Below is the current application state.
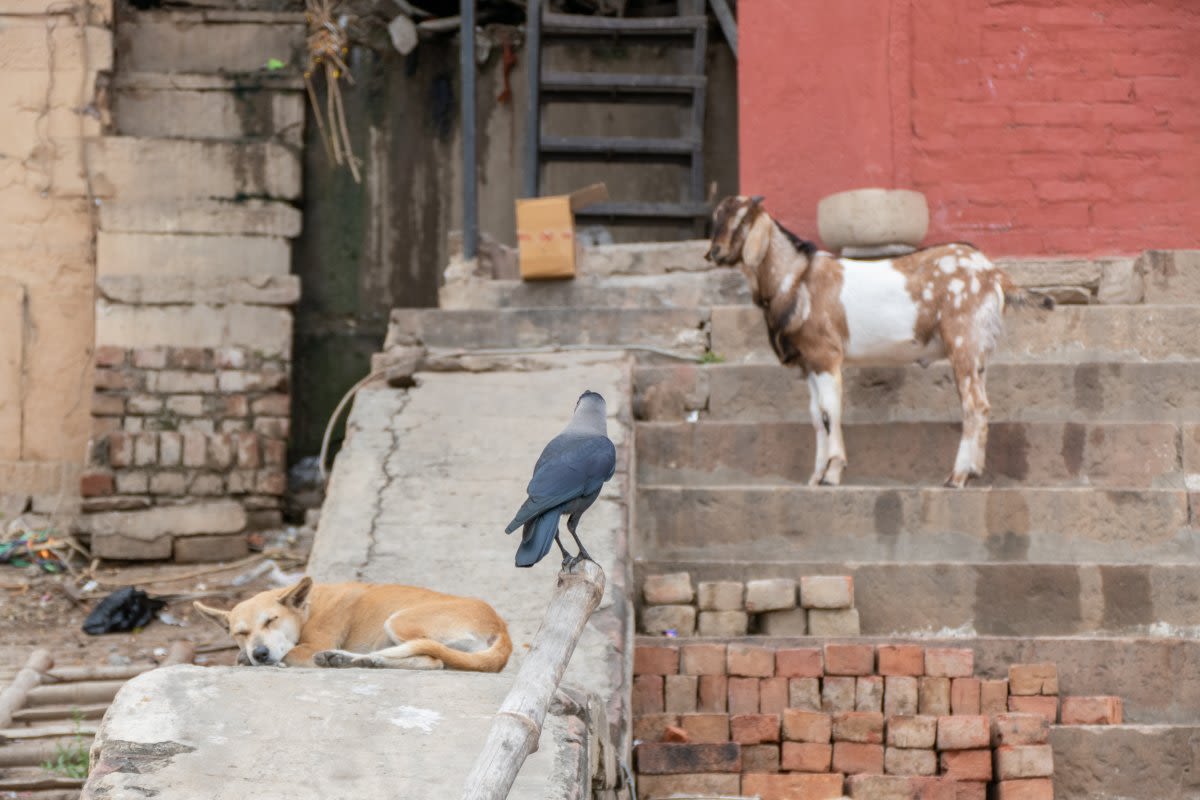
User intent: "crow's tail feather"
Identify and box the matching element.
[515,510,560,568]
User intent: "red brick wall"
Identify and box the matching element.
[739,0,1200,256]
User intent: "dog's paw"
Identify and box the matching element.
[313,650,357,668]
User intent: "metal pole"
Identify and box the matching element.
[522,0,541,198]
[461,0,478,259]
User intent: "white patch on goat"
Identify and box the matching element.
[938,255,958,273]
[972,291,1005,355]
[948,278,965,296]
[966,251,990,271]
[970,275,981,294]
[778,270,796,298]
[840,259,943,365]
[922,286,933,301]
[954,335,964,347]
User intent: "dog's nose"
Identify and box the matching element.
[252,645,271,664]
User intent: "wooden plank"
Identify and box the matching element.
[709,0,738,58]
[542,11,706,35]
[0,739,92,768]
[575,201,711,219]
[540,71,704,94]
[540,135,696,158]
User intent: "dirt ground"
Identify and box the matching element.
[0,534,311,679]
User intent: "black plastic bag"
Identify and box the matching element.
[82,587,166,635]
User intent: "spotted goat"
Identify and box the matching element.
[706,195,1053,488]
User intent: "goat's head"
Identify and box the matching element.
[707,195,776,294]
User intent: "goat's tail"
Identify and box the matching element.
[1001,277,1055,312]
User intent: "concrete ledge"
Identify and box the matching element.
[1051,724,1200,799]
[98,232,291,279]
[96,301,293,354]
[98,275,300,306]
[82,666,587,800]
[99,199,302,237]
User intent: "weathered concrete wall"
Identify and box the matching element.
[292,25,738,457]
[0,0,112,519]
[80,9,307,559]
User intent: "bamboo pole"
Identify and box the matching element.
[0,722,99,742]
[0,649,53,728]
[0,739,88,767]
[161,641,196,666]
[45,664,154,683]
[461,559,605,800]
[26,680,124,707]
[12,703,109,723]
[0,776,85,792]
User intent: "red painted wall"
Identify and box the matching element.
[739,0,1200,256]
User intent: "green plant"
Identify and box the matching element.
[42,710,89,779]
[700,351,725,364]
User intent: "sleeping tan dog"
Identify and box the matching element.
[194,577,512,671]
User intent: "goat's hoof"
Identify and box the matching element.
[945,474,968,489]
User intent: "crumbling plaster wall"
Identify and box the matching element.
[0,0,111,520]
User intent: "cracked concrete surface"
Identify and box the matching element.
[82,666,579,800]
[84,352,634,798]
[309,353,634,743]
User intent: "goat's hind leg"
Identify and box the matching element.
[947,354,989,488]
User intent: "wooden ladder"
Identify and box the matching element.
[523,1,712,235]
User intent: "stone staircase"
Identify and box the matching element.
[399,244,1200,798]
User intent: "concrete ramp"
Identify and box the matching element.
[83,666,582,799]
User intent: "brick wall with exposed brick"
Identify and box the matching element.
[633,641,1122,799]
[81,344,293,560]
[740,0,1200,257]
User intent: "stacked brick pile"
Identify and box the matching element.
[640,572,859,637]
[79,345,291,560]
[632,642,1123,799]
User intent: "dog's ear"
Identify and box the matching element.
[742,212,773,269]
[279,576,313,609]
[193,601,231,630]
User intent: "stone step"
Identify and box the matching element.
[635,485,1198,563]
[388,307,709,355]
[87,137,301,201]
[711,303,1200,364]
[636,420,1192,489]
[440,270,750,310]
[1051,725,1200,799]
[117,11,306,74]
[633,559,1200,638]
[443,245,1137,299]
[632,633,1200,726]
[113,78,304,144]
[634,361,1200,423]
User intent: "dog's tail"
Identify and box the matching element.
[406,628,514,673]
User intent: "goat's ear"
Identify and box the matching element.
[742,213,773,268]
[193,601,231,630]
[750,195,765,206]
[279,576,313,609]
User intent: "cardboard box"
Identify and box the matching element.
[515,183,608,280]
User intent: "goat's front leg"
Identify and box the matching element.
[807,372,830,485]
[808,369,847,486]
